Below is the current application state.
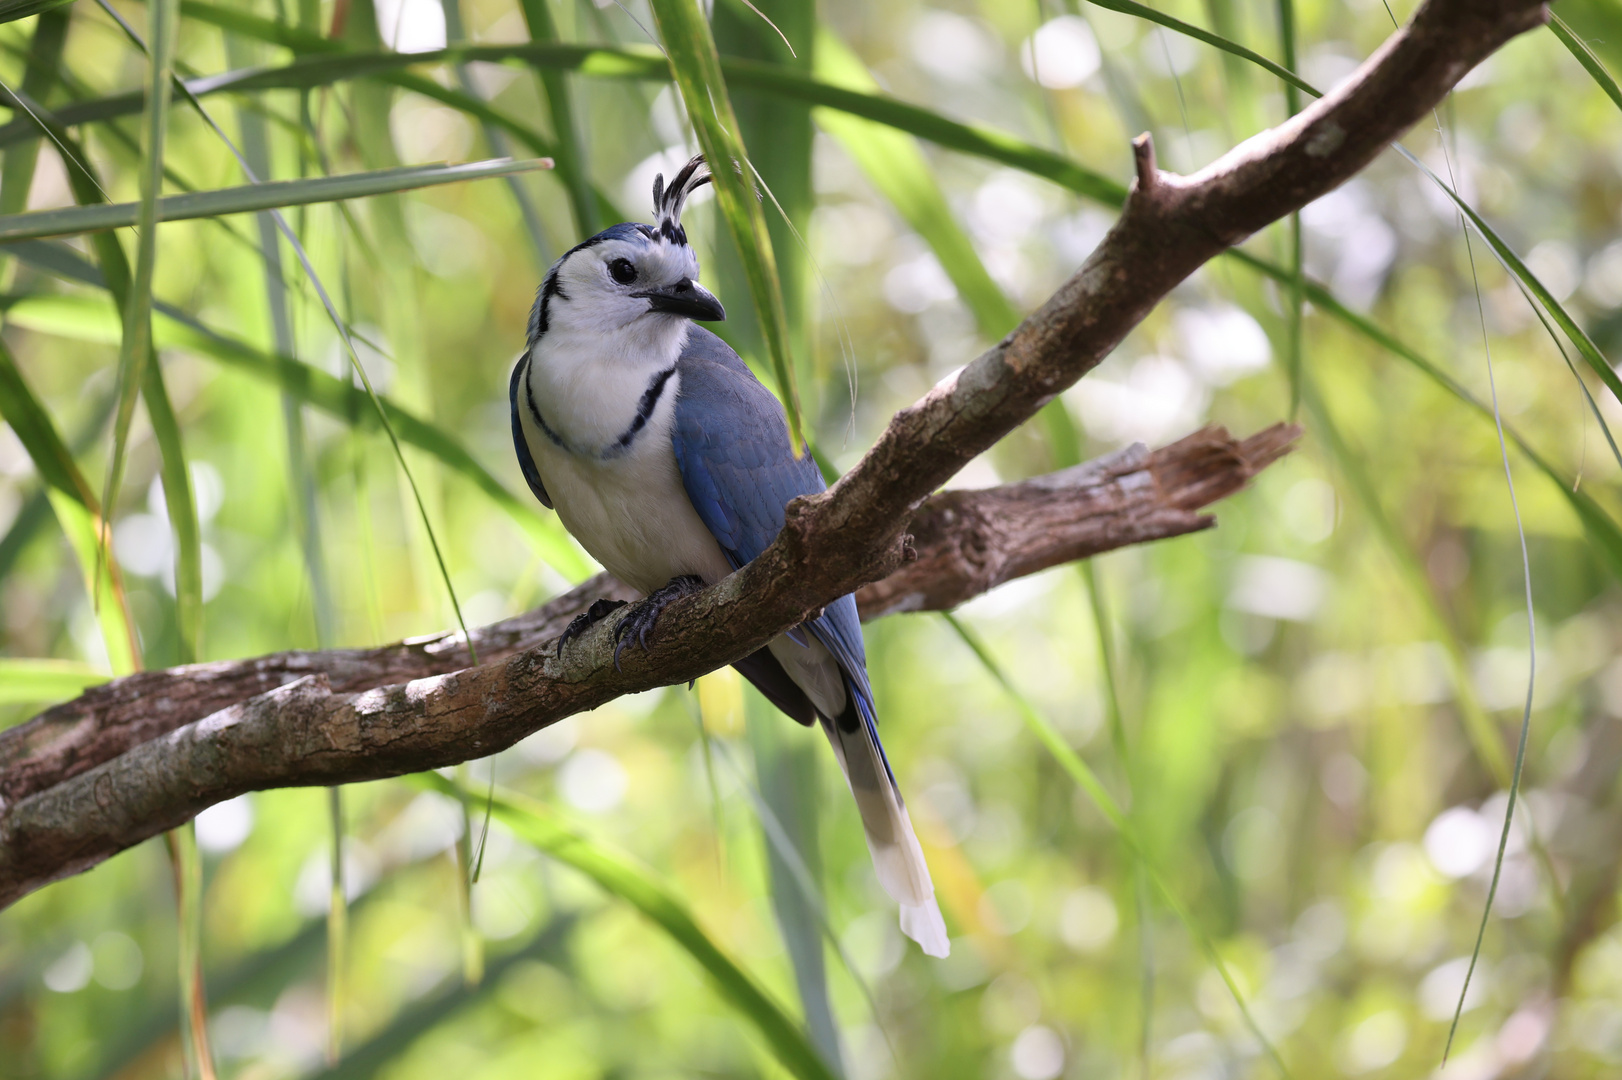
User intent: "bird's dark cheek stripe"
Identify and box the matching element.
[521,357,675,461]
[523,355,572,453]
[603,366,677,460]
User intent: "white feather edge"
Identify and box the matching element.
[822,717,951,959]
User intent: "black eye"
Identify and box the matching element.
[608,258,637,285]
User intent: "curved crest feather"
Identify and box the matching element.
[651,154,712,245]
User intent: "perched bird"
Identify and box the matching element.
[510,155,948,957]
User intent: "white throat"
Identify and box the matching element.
[526,316,690,455]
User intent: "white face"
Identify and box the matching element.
[546,232,704,336]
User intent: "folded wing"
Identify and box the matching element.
[670,328,948,957]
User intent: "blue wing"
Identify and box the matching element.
[671,328,878,730]
[510,356,551,509]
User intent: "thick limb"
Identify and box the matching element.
[614,575,705,669]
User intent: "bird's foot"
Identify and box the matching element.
[556,598,629,658]
[613,575,705,670]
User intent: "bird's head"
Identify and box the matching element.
[527,155,725,349]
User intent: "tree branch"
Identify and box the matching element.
[0,426,1289,904]
[0,0,1547,908]
[0,424,1292,809]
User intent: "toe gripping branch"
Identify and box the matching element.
[556,597,628,658]
[612,575,705,671]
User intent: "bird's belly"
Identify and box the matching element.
[539,443,733,595]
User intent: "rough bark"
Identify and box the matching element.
[0,0,1549,908]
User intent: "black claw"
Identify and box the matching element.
[611,575,705,670]
[556,598,627,658]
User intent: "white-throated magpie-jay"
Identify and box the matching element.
[510,155,948,957]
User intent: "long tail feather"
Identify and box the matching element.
[820,698,949,958]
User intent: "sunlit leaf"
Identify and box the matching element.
[0,658,109,709]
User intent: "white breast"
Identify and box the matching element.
[517,332,733,595]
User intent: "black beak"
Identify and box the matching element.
[635,279,725,322]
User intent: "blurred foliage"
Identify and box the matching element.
[3,0,1622,1077]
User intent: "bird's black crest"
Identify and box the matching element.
[651,155,712,247]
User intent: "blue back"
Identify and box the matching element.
[670,329,877,723]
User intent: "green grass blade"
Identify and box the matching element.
[0,45,554,652]
[439,0,552,262]
[1082,0,1622,444]
[650,0,804,452]
[112,8,214,1070]
[712,8,843,1065]
[813,30,1088,465]
[452,770,484,986]
[1079,561,1154,1073]
[1082,0,1315,98]
[1550,13,1622,113]
[1395,146,1622,409]
[0,7,70,219]
[45,490,142,676]
[814,31,1019,336]
[141,355,203,662]
[219,25,346,1046]
[98,0,180,614]
[225,29,334,650]
[744,694,847,1075]
[1510,274,1622,474]
[0,36,1123,208]
[0,127,145,683]
[0,0,72,26]
[714,0,815,400]
[1297,370,1513,784]
[163,823,217,1080]
[941,614,1293,1079]
[0,159,553,242]
[415,772,838,1080]
[516,0,596,238]
[722,54,1128,204]
[325,785,346,1063]
[0,658,110,708]
[1275,0,1304,418]
[1442,222,1539,1064]
[0,336,141,674]
[15,37,205,672]
[0,334,98,508]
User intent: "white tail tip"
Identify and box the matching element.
[901,898,950,958]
